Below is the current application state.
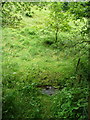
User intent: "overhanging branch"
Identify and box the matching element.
[64,40,90,48]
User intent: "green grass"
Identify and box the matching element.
[2,26,75,86]
[2,5,89,119]
[2,6,75,86]
[2,9,75,118]
[2,6,80,96]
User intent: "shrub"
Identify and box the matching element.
[50,86,88,119]
[2,83,43,119]
[2,10,22,26]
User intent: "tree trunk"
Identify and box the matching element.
[76,58,80,72]
[55,26,58,42]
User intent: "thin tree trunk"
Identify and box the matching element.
[55,26,58,42]
[76,58,80,72]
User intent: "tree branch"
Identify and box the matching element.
[64,40,89,48]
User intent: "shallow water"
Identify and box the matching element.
[42,87,58,95]
[37,85,58,95]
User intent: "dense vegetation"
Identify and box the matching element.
[2,2,90,119]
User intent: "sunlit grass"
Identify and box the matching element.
[3,25,75,88]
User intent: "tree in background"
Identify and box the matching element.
[63,2,90,119]
[47,2,71,42]
[1,2,33,26]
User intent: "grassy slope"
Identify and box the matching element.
[2,6,89,119]
[2,7,75,117]
[2,6,74,88]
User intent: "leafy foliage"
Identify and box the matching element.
[46,2,71,42]
[51,86,88,119]
[3,83,43,119]
[2,2,33,26]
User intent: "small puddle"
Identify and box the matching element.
[37,85,58,96]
